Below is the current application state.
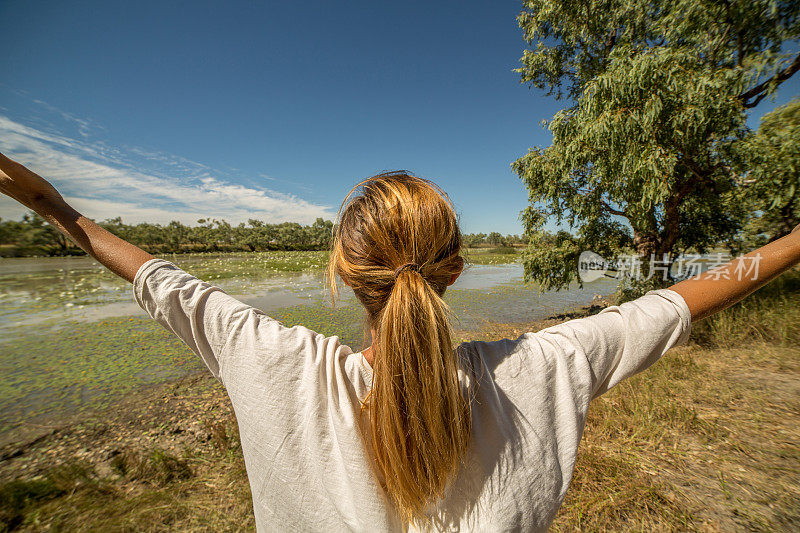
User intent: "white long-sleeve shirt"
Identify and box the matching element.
[134,258,691,532]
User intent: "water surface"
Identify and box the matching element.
[0,253,616,442]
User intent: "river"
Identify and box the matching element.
[0,252,617,443]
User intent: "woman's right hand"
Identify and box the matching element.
[0,152,65,210]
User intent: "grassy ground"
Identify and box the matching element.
[0,376,253,532]
[1,271,797,532]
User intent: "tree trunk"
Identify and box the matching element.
[633,230,658,257]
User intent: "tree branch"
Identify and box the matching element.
[600,200,627,217]
[575,185,629,219]
[741,54,800,109]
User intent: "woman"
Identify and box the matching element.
[1,152,798,531]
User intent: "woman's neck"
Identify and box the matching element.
[362,328,377,367]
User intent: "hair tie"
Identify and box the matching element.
[393,262,421,279]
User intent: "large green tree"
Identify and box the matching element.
[512,0,800,292]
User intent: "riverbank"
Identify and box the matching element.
[2,271,798,531]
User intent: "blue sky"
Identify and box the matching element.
[0,1,797,234]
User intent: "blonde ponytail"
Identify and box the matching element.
[328,172,470,525]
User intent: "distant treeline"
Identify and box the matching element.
[462,232,526,248]
[0,213,527,257]
[0,214,335,257]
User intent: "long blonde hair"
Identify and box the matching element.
[327,172,471,524]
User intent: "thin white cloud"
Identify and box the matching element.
[31,98,100,138]
[0,115,335,225]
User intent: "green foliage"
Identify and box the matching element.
[0,213,72,257]
[486,231,504,245]
[736,98,800,243]
[462,232,488,247]
[520,230,582,291]
[0,215,530,258]
[514,0,800,293]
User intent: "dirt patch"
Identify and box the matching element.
[0,373,232,484]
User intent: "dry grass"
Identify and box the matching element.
[556,342,800,531]
[692,269,800,349]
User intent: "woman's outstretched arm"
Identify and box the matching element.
[670,226,800,322]
[0,152,153,282]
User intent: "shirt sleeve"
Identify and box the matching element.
[534,289,692,398]
[133,258,254,381]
